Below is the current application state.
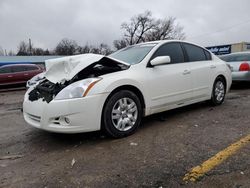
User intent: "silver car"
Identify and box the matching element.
[220,52,250,81]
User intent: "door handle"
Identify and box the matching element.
[24,74,29,76]
[7,75,13,78]
[183,70,191,75]
[210,65,216,69]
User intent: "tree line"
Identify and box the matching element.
[1,11,185,56]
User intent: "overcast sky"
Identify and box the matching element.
[0,0,250,53]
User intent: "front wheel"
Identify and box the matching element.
[102,90,142,138]
[210,77,226,106]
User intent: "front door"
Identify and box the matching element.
[144,42,192,113]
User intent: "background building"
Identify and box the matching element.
[206,42,250,55]
[0,56,63,67]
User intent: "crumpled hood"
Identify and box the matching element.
[45,53,104,83]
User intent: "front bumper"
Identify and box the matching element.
[232,71,250,81]
[23,92,109,133]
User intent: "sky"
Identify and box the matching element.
[0,0,250,53]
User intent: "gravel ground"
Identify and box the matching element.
[0,84,250,188]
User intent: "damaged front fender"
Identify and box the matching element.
[28,53,130,103]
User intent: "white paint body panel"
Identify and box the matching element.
[23,40,232,133]
[227,61,250,81]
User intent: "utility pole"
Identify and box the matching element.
[29,38,32,55]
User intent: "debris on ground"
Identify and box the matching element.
[71,158,76,167]
[130,142,138,146]
[213,120,219,124]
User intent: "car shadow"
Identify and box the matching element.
[0,83,26,92]
[27,101,211,149]
[230,82,250,90]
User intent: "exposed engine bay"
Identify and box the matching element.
[28,56,129,103]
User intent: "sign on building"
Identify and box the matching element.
[206,45,231,55]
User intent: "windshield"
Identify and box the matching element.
[109,44,156,65]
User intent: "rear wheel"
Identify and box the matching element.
[102,90,142,138]
[210,77,226,105]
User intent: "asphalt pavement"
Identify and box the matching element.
[0,84,250,187]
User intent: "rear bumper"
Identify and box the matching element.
[23,91,109,133]
[232,71,250,81]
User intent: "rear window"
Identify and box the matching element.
[0,66,12,74]
[183,43,207,62]
[220,54,250,62]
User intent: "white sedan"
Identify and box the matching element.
[220,52,250,81]
[23,40,232,138]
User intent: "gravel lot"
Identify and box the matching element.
[0,84,250,188]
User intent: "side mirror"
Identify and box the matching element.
[150,56,171,66]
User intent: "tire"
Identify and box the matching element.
[210,77,226,106]
[102,90,142,138]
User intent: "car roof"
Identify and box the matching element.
[0,64,38,68]
[221,51,250,56]
[138,40,209,50]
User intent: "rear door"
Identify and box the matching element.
[145,42,192,113]
[24,65,36,80]
[11,66,27,84]
[0,66,14,85]
[182,43,216,99]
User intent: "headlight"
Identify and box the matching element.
[54,78,102,100]
[26,72,45,88]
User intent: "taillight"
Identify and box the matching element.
[239,62,250,71]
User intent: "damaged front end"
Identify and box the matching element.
[27,55,130,103]
[28,79,70,103]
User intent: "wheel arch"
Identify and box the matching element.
[102,85,146,117]
[215,74,227,89]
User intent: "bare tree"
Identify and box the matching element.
[55,38,78,55]
[32,48,49,56]
[114,11,185,50]
[17,41,30,55]
[78,43,112,55]
[8,50,15,56]
[78,44,91,54]
[146,17,185,41]
[44,49,50,55]
[0,46,4,56]
[98,43,112,55]
[16,40,51,56]
[113,39,127,50]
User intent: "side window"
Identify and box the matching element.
[204,50,212,60]
[11,66,26,73]
[25,66,38,71]
[183,43,207,62]
[0,67,12,74]
[152,43,184,63]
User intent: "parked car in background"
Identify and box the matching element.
[23,40,232,138]
[0,64,44,86]
[220,52,250,82]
